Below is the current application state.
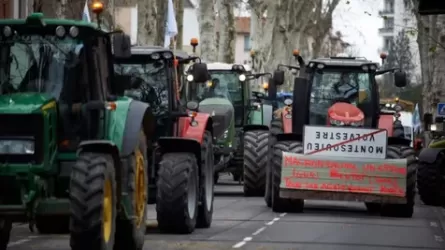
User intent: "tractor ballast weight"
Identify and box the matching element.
[113,46,215,234]
[0,11,154,250]
[266,55,417,218]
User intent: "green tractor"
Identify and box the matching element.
[184,61,276,196]
[113,46,216,233]
[417,113,445,206]
[0,12,155,250]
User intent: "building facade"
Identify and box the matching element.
[378,0,421,83]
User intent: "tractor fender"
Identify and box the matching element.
[77,140,122,203]
[178,113,212,144]
[158,137,202,167]
[276,133,302,142]
[281,109,292,133]
[378,114,394,137]
[121,100,156,157]
[418,148,445,164]
[244,124,269,133]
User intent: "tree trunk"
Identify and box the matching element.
[155,0,168,46]
[175,0,184,50]
[198,0,217,61]
[137,0,158,45]
[216,0,235,63]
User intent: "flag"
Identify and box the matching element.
[413,103,421,134]
[164,0,178,48]
[82,0,91,22]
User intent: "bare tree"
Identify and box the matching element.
[175,0,184,50]
[137,0,158,45]
[197,0,217,61]
[216,0,236,63]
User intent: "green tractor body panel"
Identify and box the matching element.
[199,97,235,146]
[0,93,55,113]
[105,96,133,151]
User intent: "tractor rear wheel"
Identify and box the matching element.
[380,145,416,218]
[0,219,11,250]
[271,141,304,213]
[265,119,283,207]
[114,130,148,250]
[243,130,269,196]
[69,153,117,250]
[197,131,215,228]
[157,153,199,233]
[417,151,445,206]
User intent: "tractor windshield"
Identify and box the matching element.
[114,59,169,115]
[198,71,242,103]
[309,70,373,125]
[0,35,80,98]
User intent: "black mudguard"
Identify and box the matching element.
[244,124,269,133]
[121,100,156,157]
[158,137,202,167]
[418,147,445,164]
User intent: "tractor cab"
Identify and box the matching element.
[287,56,406,132]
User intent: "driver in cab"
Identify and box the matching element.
[331,73,369,106]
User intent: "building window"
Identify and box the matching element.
[384,37,393,50]
[384,17,394,28]
[244,35,251,52]
[385,0,394,12]
[0,0,11,19]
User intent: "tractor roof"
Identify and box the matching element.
[207,62,252,71]
[309,57,378,67]
[0,13,105,33]
[131,46,173,55]
[174,50,191,59]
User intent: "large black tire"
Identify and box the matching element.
[114,131,148,250]
[417,151,445,206]
[365,202,381,214]
[271,141,304,213]
[196,131,215,228]
[156,153,199,233]
[265,119,283,207]
[0,219,11,250]
[70,153,117,250]
[244,130,269,196]
[380,145,416,218]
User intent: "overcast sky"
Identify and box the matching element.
[332,0,383,62]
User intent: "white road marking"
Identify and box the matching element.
[232,241,246,248]
[252,227,266,236]
[435,235,444,242]
[233,213,288,248]
[430,221,438,227]
[8,238,31,247]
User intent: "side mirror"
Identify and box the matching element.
[394,71,407,87]
[191,63,209,83]
[423,113,433,131]
[273,70,285,86]
[186,100,199,111]
[112,33,131,58]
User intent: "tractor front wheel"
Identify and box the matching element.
[243,130,269,196]
[197,131,215,228]
[156,153,199,233]
[380,145,416,218]
[69,152,117,250]
[271,141,304,213]
[0,219,11,250]
[417,152,445,206]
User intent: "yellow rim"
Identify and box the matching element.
[102,179,112,243]
[135,148,147,227]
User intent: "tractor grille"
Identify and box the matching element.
[0,114,44,164]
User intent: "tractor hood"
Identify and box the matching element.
[199,97,234,138]
[0,93,54,114]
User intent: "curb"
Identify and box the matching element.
[433,206,445,234]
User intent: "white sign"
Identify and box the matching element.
[303,126,388,159]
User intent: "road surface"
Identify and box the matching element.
[8,175,445,250]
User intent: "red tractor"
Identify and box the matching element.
[267,55,416,218]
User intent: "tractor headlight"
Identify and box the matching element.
[431,124,438,131]
[0,140,35,154]
[330,119,344,126]
[223,129,229,139]
[349,121,364,127]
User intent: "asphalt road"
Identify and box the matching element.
[8,174,445,250]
